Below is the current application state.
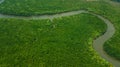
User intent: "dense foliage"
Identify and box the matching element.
[0,14,111,67]
[0,0,87,16]
[0,0,120,66]
[102,3,120,60]
[112,0,120,2]
[0,0,108,16]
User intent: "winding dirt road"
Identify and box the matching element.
[0,0,120,67]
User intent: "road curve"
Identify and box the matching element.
[0,0,119,67]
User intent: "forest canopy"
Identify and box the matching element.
[112,0,120,2]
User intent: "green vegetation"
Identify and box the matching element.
[86,0,120,61]
[85,0,120,61]
[0,0,109,16]
[0,0,120,66]
[112,0,120,2]
[103,2,120,60]
[0,0,87,16]
[0,14,111,67]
